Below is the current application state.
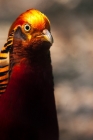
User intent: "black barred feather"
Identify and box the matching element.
[0,30,14,94]
[0,9,59,140]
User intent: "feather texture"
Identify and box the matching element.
[0,30,15,94]
[0,9,59,140]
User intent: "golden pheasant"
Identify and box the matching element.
[0,9,59,140]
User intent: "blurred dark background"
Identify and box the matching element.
[0,0,93,139]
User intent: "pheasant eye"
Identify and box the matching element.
[24,24,31,32]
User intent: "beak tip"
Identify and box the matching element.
[43,29,53,44]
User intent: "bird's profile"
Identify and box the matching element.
[0,9,59,140]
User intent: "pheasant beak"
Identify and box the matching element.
[37,29,53,45]
[42,29,53,44]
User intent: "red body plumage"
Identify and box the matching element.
[0,9,59,140]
